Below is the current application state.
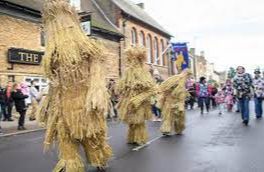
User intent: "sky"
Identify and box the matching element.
[131,0,264,72]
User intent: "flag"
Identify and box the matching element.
[171,43,189,73]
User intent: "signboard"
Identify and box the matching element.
[171,43,189,73]
[8,48,44,65]
[81,21,91,35]
[80,13,91,36]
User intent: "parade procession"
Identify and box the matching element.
[1,0,264,172]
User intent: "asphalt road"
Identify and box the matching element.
[1,105,264,172]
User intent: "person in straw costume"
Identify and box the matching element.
[159,69,192,135]
[117,46,156,145]
[38,0,112,171]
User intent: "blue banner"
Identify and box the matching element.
[171,43,189,72]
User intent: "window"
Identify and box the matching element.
[70,0,81,11]
[131,28,137,46]
[8,75,15,82]
[139,31,145,46]
[160,39,165,66]
[154,37,159,65]
[146,34,152,63]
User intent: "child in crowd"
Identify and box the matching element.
[224,79,235,112]
[215,88,226,115]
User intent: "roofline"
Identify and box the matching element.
[92,26,124,38]
[122,11,173,38]
[0,0,41,18]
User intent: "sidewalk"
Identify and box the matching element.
[0,114,44,137]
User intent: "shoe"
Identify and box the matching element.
[96,165,107,172]
[17,126,26,130]
[2,118,7,121]
[219,112,222,115]
[256,116,262,119]
[236,110,240,113]
[162,132,171,136]
[243,120,249,126]
[157,118,162,122]
[29,118,36,121]
[7,118,14,122]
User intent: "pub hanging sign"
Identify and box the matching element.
[8,48,44,65]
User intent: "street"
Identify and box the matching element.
[1,106,264,172]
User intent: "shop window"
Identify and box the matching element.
[8,75,15,82]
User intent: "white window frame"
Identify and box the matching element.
[160,40,165,66]
[131,28,137,46]
[139,31,145,46]
[154,38,159,65]
[146,35,152,63]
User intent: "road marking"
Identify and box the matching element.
[132,135,163,151]
[28,136,44,142]
[132,109,214,151]
[0,128,45,138]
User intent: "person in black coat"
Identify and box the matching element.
[0,85,7,120]
[11,83,28,130]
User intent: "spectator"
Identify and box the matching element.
[20,82,30,107]
[0,82,4,134]
[224,79,235,112]
[186,77,196,110]
[253,68,264,119]
[11,83,28,130]
[211,83,218,109]
[107,79,118,119]
[196,77,210,114]
[0,82,7,122]
[233,66,253,125]
[215,87,226,115]
[152,69,163,121]
[29,81,41,121]
[4,81,14,121]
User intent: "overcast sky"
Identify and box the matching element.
[131,0,264,72]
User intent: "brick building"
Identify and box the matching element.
[0,0,123,89]
[0,0,172,88]
[0,0,45,88]
[94,0,172,78]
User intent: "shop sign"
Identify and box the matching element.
[8,48,44,65]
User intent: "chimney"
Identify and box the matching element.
[137,3,145,9]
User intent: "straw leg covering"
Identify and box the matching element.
[81,131,112,167]
[160,109,175,134]
[127,123,148,145]
[174,110,186,134]
[53,119,85,172]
